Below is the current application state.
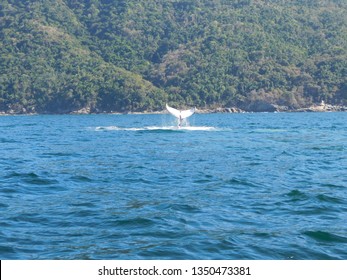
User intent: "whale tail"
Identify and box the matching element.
[166,104,195,127]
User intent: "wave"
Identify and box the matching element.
[94,126,217,132]
[304,230,347,243]
[3,171,59,186]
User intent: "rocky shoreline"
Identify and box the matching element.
[197,103,347,114]
[1,103,346,116]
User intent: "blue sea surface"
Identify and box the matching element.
[0,112,346,259]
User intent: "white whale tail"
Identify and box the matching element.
[166,104,195,127]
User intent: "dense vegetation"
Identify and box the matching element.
[1,0,346,113]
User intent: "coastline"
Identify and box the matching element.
[1,103,346,116]
[196,103,347,114]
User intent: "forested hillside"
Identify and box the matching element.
[1,0,346,113]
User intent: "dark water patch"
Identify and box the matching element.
[304,231,347,243]
[193,174,215,184]
[0,245,16,255]
[4,171,59,186]
[224,178,259,188]
[312,146,345,151]
[69,202,97,208]
[321,183,346,189]
[316,194,344,204]
[112,218,155,229]
[4,171,25,179]
[123,178,152,185]
[13,213,50,224]
[1,158,30,166]
[0,221,11,227]
[252,231,273,238]
[193,177,214,184]
[285,189,309,202]
[24,176,59,186]
[0,187,18,194]
[125,200,150,210]
[124,164,146,170]
[42,152,80,157]
[0,137,16,143]
[22,123,37,127]
[247,161,262,166]
[170,203,201,213]
[45,185,68,193]
[76,136,92,142]
[70,175,94,183]
[0,202,9,208]
[278,150,295,157]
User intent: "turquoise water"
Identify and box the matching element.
[0,113,346,259]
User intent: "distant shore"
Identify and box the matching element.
[196,103,347,114]
[1,103,346,116]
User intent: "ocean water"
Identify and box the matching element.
[0,112,346,260]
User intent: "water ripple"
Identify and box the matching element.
[1,113,346,259]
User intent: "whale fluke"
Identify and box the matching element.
[166,104,195,127]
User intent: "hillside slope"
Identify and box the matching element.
[1,0,346,113]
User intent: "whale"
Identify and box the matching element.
[166,104,195,127]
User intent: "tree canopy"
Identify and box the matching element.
[1,0,346,113]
